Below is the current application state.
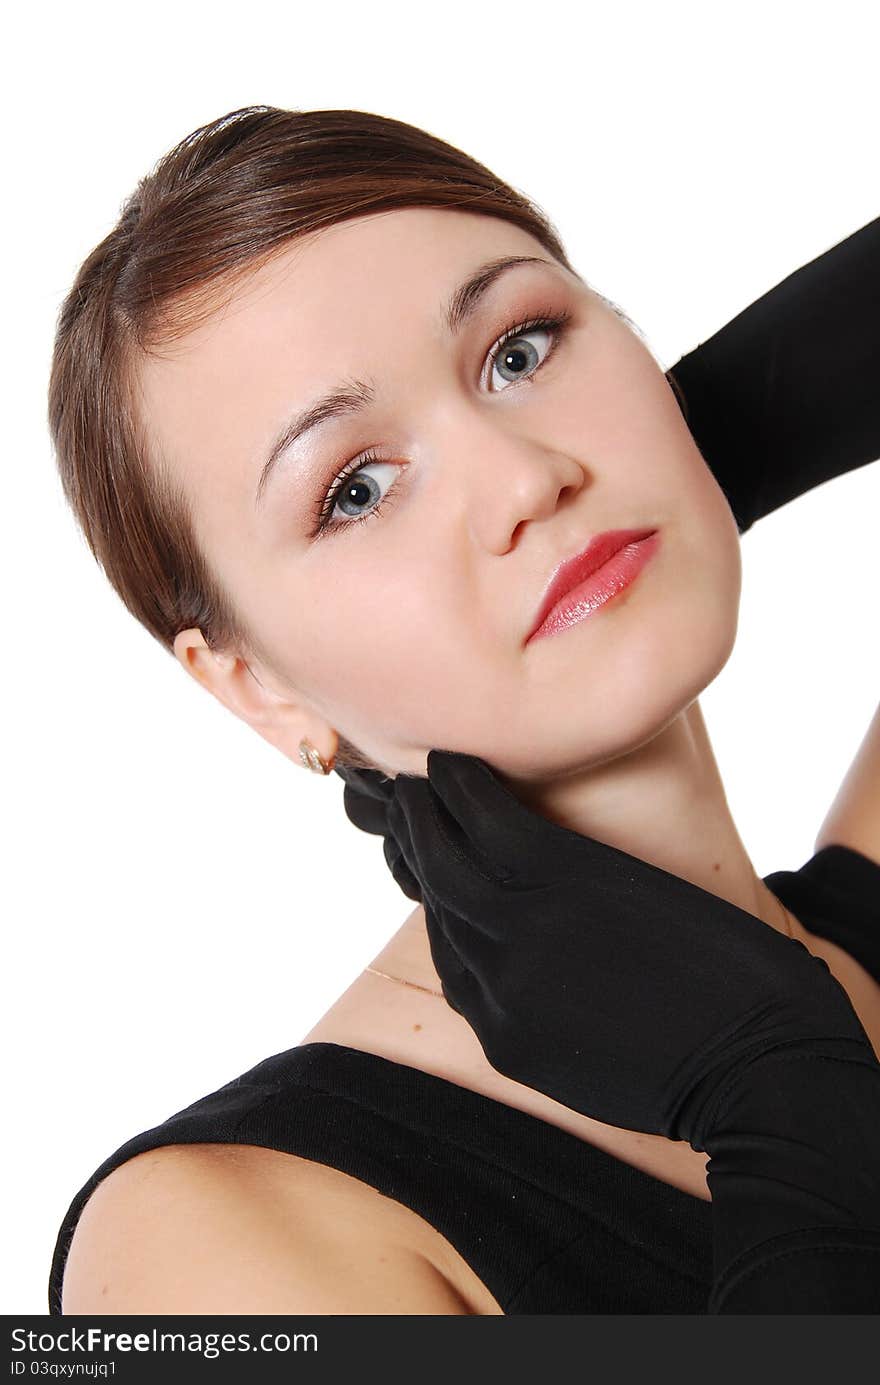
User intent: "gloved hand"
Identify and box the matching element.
[387,748,879,1153]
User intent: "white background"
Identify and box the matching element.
[4,0,878,1314]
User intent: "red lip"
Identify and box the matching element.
[526,527,659,644]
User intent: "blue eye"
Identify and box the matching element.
[310,308,573,538]
[314,449,399,535]
[487,321,556,391]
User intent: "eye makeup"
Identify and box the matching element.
[306,303,575,540]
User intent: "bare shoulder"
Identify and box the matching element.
[815,700,880,866]
[62,1142,493,1315]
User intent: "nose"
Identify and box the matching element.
[450,414,587,553]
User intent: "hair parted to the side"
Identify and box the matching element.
[47,104,584,772]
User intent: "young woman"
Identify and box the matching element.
[47,105,879,1315]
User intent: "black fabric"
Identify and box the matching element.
[764,845,880,982]
[47,846,880,1316]
[339,761,422,903]
[702,1041,880,1312]
[666,214,880,536]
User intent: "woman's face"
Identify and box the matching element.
[142,207,742,780]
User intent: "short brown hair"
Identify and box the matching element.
[47,104,578,771]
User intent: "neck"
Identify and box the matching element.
[509,699,782,928]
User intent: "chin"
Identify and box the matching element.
[497,582,739,780]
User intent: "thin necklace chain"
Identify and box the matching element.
[364,965,444,998]
[365,898,797,1000]
[776,897,797,940]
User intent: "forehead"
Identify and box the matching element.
[132,208,562,543]
[142,206,556,370]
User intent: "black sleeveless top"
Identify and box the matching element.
[48,844,880,1316]
[49,216,880,1314]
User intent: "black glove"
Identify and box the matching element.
[388,750,880,1312]
[387,749,877,1148]
[337,763,423,904]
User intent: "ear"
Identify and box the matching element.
[172,628,337,768]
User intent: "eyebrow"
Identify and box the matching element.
[254,253,557,508]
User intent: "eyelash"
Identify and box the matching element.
[308,306,574,539]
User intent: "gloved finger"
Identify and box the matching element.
[421,899,474,1016]
[422,897,529,1058]
[339,767,396,836]
[425,748,593,882]
[382,832,423,904]
[390,775,517,916]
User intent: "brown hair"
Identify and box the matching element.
[46,104,582,772]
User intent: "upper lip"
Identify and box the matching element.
[525,527,659,643]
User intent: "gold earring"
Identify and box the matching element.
[298,739,336,776]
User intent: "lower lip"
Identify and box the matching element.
[526,531,661,645]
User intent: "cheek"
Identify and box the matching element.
[648,467,743,714]
[248,550,459,717]
[650,412,744,640]
[678,437,746,610]
[302,555,498,753]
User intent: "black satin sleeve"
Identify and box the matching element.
[666,216,880,534]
